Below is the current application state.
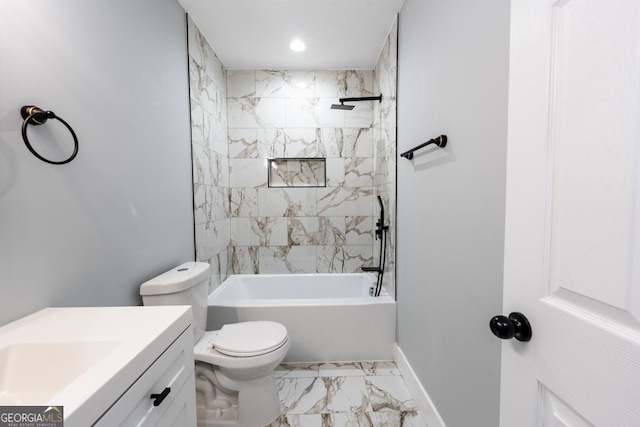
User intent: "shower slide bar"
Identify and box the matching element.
[400,134,447,160]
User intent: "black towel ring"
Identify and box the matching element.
[20,105,78,165]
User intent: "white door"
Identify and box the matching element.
[500,0,640,425]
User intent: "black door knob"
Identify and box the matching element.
[489,312,532,342]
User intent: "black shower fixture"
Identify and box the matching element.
[330,94,382,110]
[361,195,389,297]
[330,102,355,111]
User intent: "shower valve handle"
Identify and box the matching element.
[375,221,388,240]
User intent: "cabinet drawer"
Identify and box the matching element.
[94,326,194,426]
[156,372,196,427]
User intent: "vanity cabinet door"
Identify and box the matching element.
[94,326,195,426]
[155,372,196,427]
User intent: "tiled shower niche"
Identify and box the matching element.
[268,158,327,188]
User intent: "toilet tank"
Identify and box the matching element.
[140,262,210,342]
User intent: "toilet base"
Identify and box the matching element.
[195,361,282,427]
[197,406,239,426]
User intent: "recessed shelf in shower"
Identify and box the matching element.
[267,158,326,188]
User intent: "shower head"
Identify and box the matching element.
[330,102,355,110]
[330,95,382,110]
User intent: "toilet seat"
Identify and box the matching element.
[209,321,288,357]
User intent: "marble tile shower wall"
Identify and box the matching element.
[187,19,397,287]
[227,70,377,274]
[188,18,231,290]
[373,18,398,298]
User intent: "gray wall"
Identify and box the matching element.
[0,0,194,326]
[396,0,510,426]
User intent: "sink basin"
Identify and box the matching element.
[0,306,192,426]
[0,341,120,404]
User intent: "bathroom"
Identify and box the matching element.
[2,0,638,426]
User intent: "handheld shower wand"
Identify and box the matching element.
[376,195,385,240]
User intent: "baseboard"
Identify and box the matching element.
[394,343,446,427]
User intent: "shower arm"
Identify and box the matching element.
[331,95,383,110]
[338,95,382,103]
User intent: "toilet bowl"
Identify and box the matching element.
[140,262,290,427]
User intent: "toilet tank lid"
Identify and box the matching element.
[140,262,210,295]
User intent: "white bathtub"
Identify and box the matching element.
[206,273,396,363]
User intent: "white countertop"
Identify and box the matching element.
[0,306,192,426]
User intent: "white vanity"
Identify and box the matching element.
[0,306,196,426]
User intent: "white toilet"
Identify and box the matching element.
[140,262,290,427]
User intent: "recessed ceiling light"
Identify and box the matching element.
[289,39,306,52]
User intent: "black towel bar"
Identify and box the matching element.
[400,135,447,160]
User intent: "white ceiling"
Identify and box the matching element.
[177,0,405,70]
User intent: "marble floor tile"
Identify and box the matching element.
[269,411,427,427]
[279,377,373,415]
[277,363,320,378]
[275,361,429,427]
[268,414,324,427]
[402,411,429,427]
[279,377,328,415]
[324,377,372,413]
[319,361,399,377]
[365,376,418,412]
[328,411,400,426]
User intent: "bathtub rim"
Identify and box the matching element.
[208,273,393,308]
